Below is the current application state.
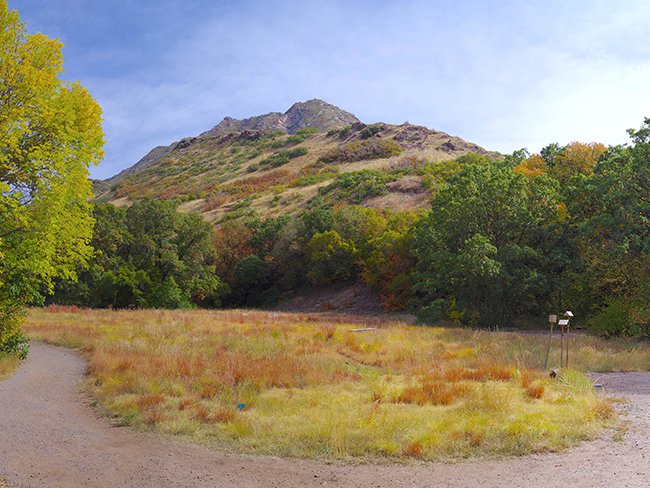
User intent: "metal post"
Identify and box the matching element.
[545,314,558,369]
[565,323,569,368]
[560,323,564,368]
[562,312,573,369]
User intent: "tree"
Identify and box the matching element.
[516,142,606,181]
[51,201,226,309]
[231,255,270,305]
[306,230,358,285]
[412,161,563,326]
[213,220,254,283]
[565,120,650,336]
[363,212,419,310]
[0,2,104,351]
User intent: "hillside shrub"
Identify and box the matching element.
[360,124,383,139]
[320,170,397,203]
[327,125,352,137]
[320,139,403,164]
[270,134,310,148]
[295,127,319,136]
[260,147,309,168]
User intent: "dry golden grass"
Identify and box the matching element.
[0,354,21,381]
[23,306,648,460]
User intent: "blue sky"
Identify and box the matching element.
[8,0,650,179]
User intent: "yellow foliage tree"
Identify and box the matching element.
[551,141,606,180]
[515,142,606,181]
[0,2,104,350]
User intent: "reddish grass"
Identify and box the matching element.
[370,390,384,403]
[520,373,545,399]
[395,378,467,406]
[143,409,166,425]
[444,365,513,382]
[322,324,336,341]
[137,394,165,410]
[450,430,485,447]
[193,404,237,424]
[403,441,423,457]
[177,398,196,411]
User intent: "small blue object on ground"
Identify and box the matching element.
[236,403,246,411]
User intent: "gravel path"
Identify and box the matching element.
[1,342,648,488]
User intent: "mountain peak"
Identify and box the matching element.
[203,99,359,137]
[283,99,359,133]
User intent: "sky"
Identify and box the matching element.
[8,0,650,179]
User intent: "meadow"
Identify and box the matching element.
[23,307,650,461]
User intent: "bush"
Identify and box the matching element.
[587,300,649,338]
[260,147,309,168]
[294,127,319,136]
[360,124,383,139]
[320,139,403,164]
[320,170,397,203]
[327,125,352,137]
[0,330,30,359]
[289,171,337,188]
[270,134,309,148]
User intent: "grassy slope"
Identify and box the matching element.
[25,307,650,461]
[98,123,495,222]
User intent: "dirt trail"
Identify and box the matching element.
[1,343,648,488]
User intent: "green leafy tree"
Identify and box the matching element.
[363,212,419,310]
[566,120,650,335]
[0,2,103,351]
[306,230,358,285]
[412,162,563,326]
[231,255,270,305]
[331,206,386,258]
[52,201,225,309]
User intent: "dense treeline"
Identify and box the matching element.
[52,120,649,338]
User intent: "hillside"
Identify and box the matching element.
[96,99,499,221]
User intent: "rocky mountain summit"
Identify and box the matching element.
[98,100,498,221]
[202,99,360,137]
[108,99,358,184]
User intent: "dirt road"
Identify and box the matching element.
[1,343,648,488]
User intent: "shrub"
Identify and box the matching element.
[289,171,338,188]
[320,139,403,164]
[327,125,352,137]
[270,134,308,148]
[320,170,397,203]
[360,124,383,139]
[260,147,309,168]
[0,330,30,359]
[294,127,319,136]
[587,299,649,339]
